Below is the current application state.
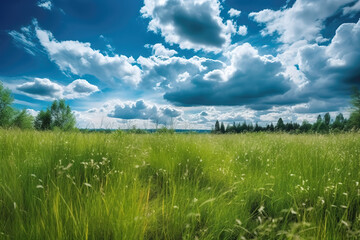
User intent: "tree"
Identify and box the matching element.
[349,87,360,129]
[276,118,285,131]
[332,113,345,130]
[50,100,76,130]
[220,122,225,134]
[324,112,331,126]
[300,120,312,133]
[12,109,34,129]
[269,123,275,132]
[0,82,15,128]
[35,110,52,130]
[35,99,76,131]
[214,120,220,133]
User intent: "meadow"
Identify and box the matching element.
[0,130,360,239]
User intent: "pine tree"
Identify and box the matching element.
[220,122,225,134]
[214,120,220,133]
[276,118,285,131]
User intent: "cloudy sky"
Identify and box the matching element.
[1,0,360,129]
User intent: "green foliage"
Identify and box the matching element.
[1,130,360,239]
[0,82,34,129]
[0,82,15,128]
[276,117,285,131]
[156,126,175,134]
[220,122,225,133]
[127,126,148,134]
[214,120,220,133]
[35,100,76,131]
[50,99,76,130]
[12,109,34,129]
[349,87,360,129]
[332,113,345,130]
[34,110,52,130]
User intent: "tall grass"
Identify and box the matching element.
[0,130,360,239]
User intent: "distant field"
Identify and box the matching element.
[0,130,359,239]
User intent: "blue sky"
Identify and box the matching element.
[1,0,360,129]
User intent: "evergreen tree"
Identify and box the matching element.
[276,118,285,131]
[220,122,225,134]
[214,120,220,133]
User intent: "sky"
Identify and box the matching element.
[1,0,360,129]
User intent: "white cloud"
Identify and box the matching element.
[343,0,360,16]
[107,100,182,125]
[297,19,360,90]
[238,25,248,36]
[16,78,99,100]
[37,0,52,10]
[9,21,142,86]
[164,43,291,107]
[141,0,233,52]
[137,53,224,89]
[8,20,40,56]
[228,8,241,18]
[26,109,40,117]
[249,0,355,43]
[35,28,142,85]
[152,43,178,57]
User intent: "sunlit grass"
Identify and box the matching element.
[0,130,360,239]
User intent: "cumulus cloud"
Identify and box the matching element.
[238,25,248,36]
[37,0,52,10]
[137,54,224,89]
[164,43,291,107]
[26,109,40,117]
[36,29,142,85]
[108,100,182,125]
[141,0,233,52]
[296,19,360,97]
[249,0,355,43]
[9,21,142,86]
[228,8,241,18]
[151,43,178,57]
[16,78,99,100]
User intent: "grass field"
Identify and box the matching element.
[0,130,360,239]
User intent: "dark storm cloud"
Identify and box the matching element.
[164,43,291,108]
[141,0,232,51]
[294,98,348,114]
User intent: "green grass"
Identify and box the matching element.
[1,130,360,239]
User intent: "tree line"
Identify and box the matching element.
[0,82,76,131]
[212,88,360,134]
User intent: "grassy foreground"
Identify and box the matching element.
[0,130,360,239]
